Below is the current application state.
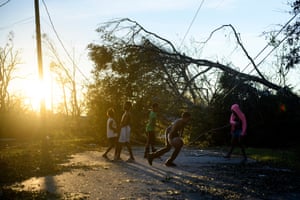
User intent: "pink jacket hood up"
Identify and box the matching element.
[230,104,247,136]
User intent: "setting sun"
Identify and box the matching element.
[19,73,62,113]
[21,78,48,112]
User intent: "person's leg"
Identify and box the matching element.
[113,138,118,159]
[165,137,183,166]
[103,138,114,158]
[239,136,247,161]
[119,143,123,156]
[144,132,150,158]
[153,144,171,158]
[114,142,123,160]
[240,145,246,158]
[165,147,181,166]
[224,136,237,158]
[149,131,156,152]
[225,130,241,158]
[147,144,171,165]
[126,142,135,161]
[124,126,134,161]
[147,129,172,166]
[115,127,127,160]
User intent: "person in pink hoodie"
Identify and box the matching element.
[224,103,247,163]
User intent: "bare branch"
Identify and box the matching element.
[94,18,285,95]
[201,24,267,81]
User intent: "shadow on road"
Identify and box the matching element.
[6,146,300,200]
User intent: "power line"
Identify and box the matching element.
[41,0,90,82]
[241,13,299,73]
[180,0,205,48]
[0,0,10,7]
[221,12,300,99]
[0,17,34,31]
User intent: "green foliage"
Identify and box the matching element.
[277,0,300,69]
[0,111,39,139]
[86,40,192,144]
[86,17,300,149]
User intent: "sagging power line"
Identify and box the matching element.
[221,12,300,99]
[180,0,205,48]
[41,0,90,82]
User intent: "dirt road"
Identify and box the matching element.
[8,146,300,200]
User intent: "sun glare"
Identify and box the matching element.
[20,71,65,113]
[22,79,48,112]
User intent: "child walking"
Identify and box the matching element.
[115,101,135,162]
[144,103,159,158]
[102,108,118,160]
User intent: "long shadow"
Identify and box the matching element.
[37,139,61,198]
[108,148,226,199]
[107,146,291,200]
[0,139,62,199]
[8,144,297,200]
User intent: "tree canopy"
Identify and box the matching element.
[86,2,300,147]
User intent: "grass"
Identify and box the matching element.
[0,136,99,185]
[202,144,300,170]
[0,136,100,199]
[246,147,300,170]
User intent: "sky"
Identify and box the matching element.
[0,0,296,111]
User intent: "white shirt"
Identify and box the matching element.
[107,117,117,138]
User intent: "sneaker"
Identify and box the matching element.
[165,162,177,167]
[147,153,153,166]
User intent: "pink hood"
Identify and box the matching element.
[230,104,247,135]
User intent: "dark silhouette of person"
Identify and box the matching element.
[147,112,191,167]
[224,103,247,163]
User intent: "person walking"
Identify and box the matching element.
[102,108,118,160]
[144,103,159,158]
[147,112,191,167]
[224,103,247,163]
[115,101,135,162]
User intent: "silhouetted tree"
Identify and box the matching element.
[43,35,83,117]
[0,32,20,112]
[281,0,300,69]
[87,17,300,146]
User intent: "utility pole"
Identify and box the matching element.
[34,0,46,134]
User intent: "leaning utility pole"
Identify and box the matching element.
[34,0,46,133]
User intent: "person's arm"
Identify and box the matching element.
[237,112,247,136]
[234,111,247,136]
[121,112,131,127]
